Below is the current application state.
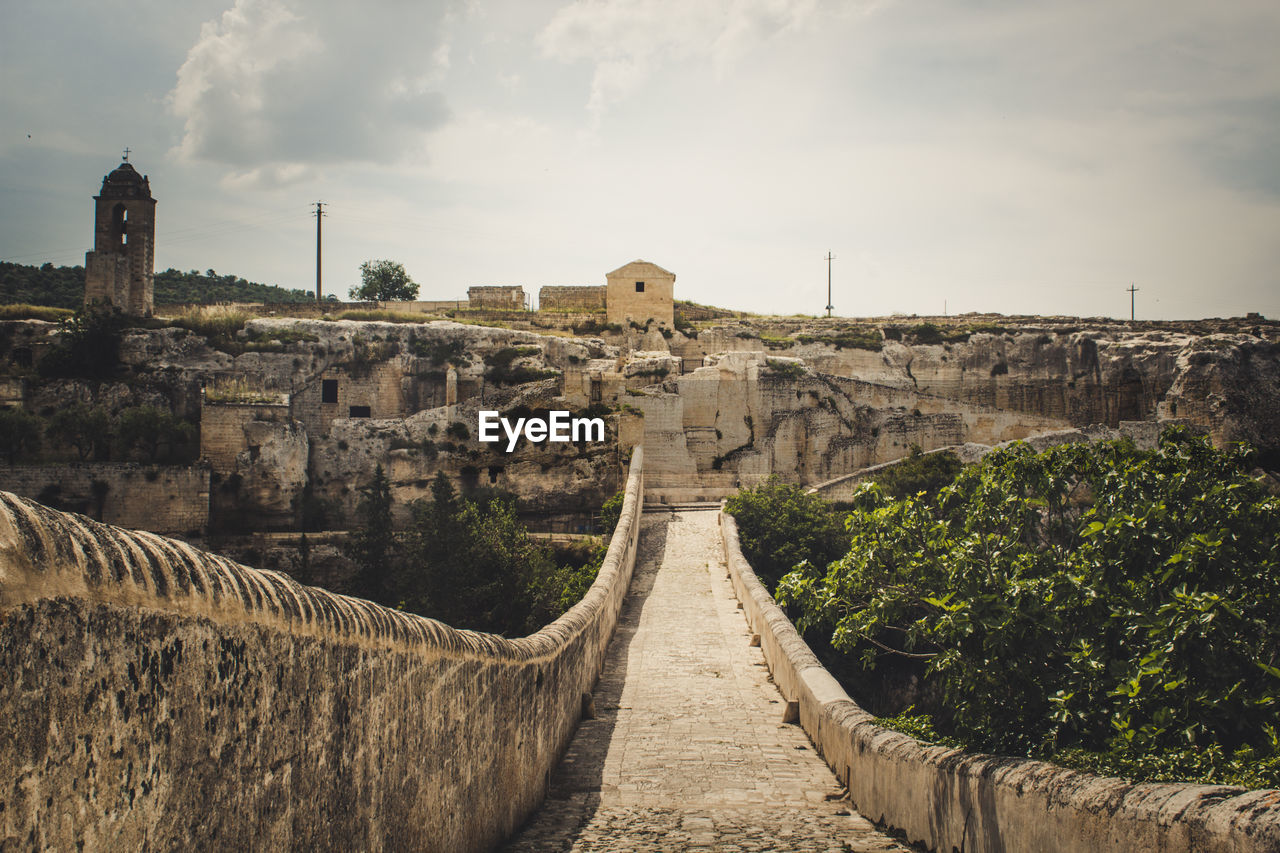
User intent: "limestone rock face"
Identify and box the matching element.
[1161,336,1280,450]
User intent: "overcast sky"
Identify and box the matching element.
[3,0,1278,320]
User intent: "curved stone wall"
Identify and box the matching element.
[718,511,1280,853]
[0,449,644,852]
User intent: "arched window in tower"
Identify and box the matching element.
[112,204,127,248]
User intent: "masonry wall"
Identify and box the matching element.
[468,286,526,309]
[718,512,1280,853]
[0,448,644,852]
[539,286,606,312]
[200,401,292,470]
[0,464,209,535]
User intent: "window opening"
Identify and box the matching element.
[321,379,338,403]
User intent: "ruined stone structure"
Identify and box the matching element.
[84,157,155,316]
[468,285,526,309]
[0,449,646,851]
[606,260,675,327]
[538,285,606,312]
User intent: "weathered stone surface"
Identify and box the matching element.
[0,448,645,852]
[504,510,912,852]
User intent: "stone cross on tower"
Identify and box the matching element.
[83,155,156,316]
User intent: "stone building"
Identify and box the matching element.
[84,156,156,316]
[539,285,606,312]
[606,260,675,327]
[467,285,526,309]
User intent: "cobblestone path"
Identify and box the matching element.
[504,510,912,852]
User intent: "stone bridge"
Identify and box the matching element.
[2,449,1278,851]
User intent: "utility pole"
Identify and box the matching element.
[1127,283,1139,322]
[314,201,326,302]
[825,252,835,317]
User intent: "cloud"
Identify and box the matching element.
[537,0,859,115]
[169,0,453,171]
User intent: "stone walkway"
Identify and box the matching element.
[504,510,912,852]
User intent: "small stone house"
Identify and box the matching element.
[605,260,675,328]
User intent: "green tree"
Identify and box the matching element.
[46,404,111,460]
[724,476,848,588]
[776,428,1280,778]
[38,309,127,379]
[348,465,397,603]
[115,405,194,462]
[0,407,43,464]
[349,259,419,301]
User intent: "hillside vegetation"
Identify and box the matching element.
[1,261,313,307]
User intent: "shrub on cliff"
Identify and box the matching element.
[776,428,1280,786]
[724,477,847,589]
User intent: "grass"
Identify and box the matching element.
[203,376,285,404]
[0,304,75,322]
[171,304,254,340]
[331,309,436,323]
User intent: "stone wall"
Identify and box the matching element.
[468,285,526,309]
[539,286,606,312]
[0,464,209,535]
[200,401,292,470]
[0,447,645,852]
[718,512,1280,853]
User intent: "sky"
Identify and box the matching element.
[2,0,1278,320]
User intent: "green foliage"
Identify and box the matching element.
[909,322,971,345]
[868,445,963,502]
[170,306,252,348]
[114,405,195,462]
[350,259,419,301]
[0,407,43,464]
[445,422,470,441]
[153,268,313,304]
[344,473,625,636]
[764,358,806,379]
[0,262,311,308]
[725,476,848,589]
[776,428,1280,785]
[348,465,397,603]
[38,309,127,379]
[571,318,623,336]
[46,404,111,460]
[484,346,557,385]
[796,329,883,351]
[411,336,469,367]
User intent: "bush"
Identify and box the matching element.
[868,445,962,502]
[37,309,127,379]
[725,477,847,589]
[0,407,43,464]
[777,428,1280,786]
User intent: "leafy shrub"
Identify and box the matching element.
[725,477,847,588]
[796,329,883,351]
[37,309,127,379]
[868,445,962,502]
[764,358,806,379]
[0,407,44,463]
[777,428,1280,786]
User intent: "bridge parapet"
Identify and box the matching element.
[719,510,1280,853]
[0,448,644,852]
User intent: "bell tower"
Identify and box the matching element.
[84,150,156,316]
